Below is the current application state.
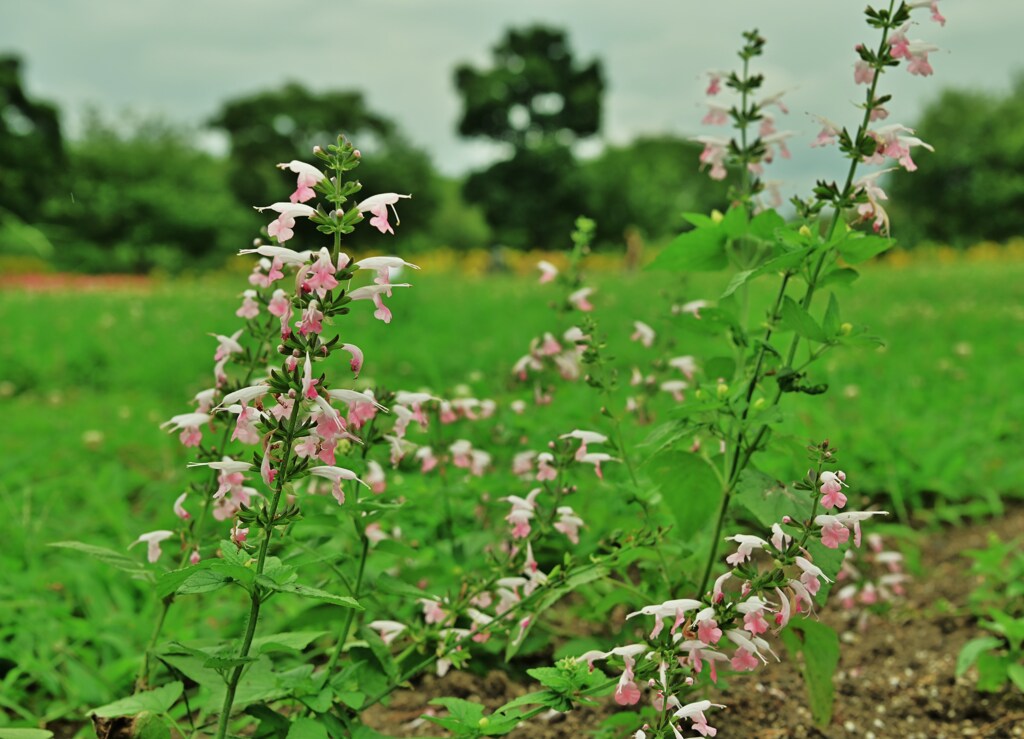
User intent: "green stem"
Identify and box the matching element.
[214,393,304,739]
[323,520,369,674]
[696,4,897,592]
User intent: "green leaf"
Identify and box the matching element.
[956,636,1003,677]
[287,717,329,739]
[780,620,839,728]
[1007,662,1024,692]
[156,561,215,598]
[251,631,328,655]
[976,651,1010,692]
[175,568,235,595]
[49,541,153,579]
[818,267,859,288]
[649,226,727,272]
[90,682,183,718]
[780,296,827,342]
[837,234,895,264]
[703,356,736,382]
[748,209,786,241]
[257,577,362,609]
[374,572,433,600]
[646,451,722,540]
[735,469,810,528]
[722,204,749,239]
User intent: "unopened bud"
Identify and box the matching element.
[798,225,812,238]
[695,389,704,400]
[753,397,766,411]
[711,209,725,224]
[477,718,489,729]
[312,145,322,154]
[840,322,853,335]
[252,238,262,247]
[716,382,729,399]
[353,149,361,158]
[782,515,792,524]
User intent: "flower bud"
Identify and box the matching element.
[799,225,812,238]
[711,209,725,223]
[753,397,766,411]
[716,382,729,398]
[840,322,853,335]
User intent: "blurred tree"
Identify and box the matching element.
[887,75,1024,247]
[454,26,604,248]
[0,55,64,221]
[43,113,251,273]
[208,82,442,251]
[581,135,733,247]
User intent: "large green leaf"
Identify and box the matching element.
[649,226,727,272]
[646,451,722,540]
[257,577,362,610]
[779,296,827,343]
[956,636,1003,677]
[90,682,183,718]
[287,717,329,739]
[837,233,895,264]
[780,620,839,728]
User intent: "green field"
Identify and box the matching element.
[2,258,1023,728]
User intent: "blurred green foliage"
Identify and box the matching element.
[887,74,1024,247]
[455,26,604,248]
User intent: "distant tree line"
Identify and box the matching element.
[2,30,1017,273]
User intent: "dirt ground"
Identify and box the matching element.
[364,508,1024,738]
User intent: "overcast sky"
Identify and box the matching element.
[3,1,1018,196]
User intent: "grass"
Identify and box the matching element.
[1,257,1023,727]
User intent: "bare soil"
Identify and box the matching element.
[364,508,1024,738]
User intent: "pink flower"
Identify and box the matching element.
[694,608,722,644]
[614,655,642,706]
[694,135,729,180]
[298,299,324,336]
[553,506,584,545]
[568,286,595,312]
[537,260,558,283]
[674,299,709,318]
[356,193,411,235]
[367,620,406,646]
[816,515,850,549]
[303,248,339,298]
[348,283,411,324]
[211,329,243,362]
[819,470,849,509]
[420,598,446,625]
[173,492,190,520]
[503,489,541,539]
[301,354,319,400]
[277,160,325,203]
[535,452,557,481]
[255,202,316,244]
[354,257,421,297]
[230,522,248,546]
[340,343,363,377]
[560,429,608,461]
[160,412,211,448]
[725,534,768,566]
[705,71,724,96]
[236,289,260,319]
[238,244,309,266]
[579,452,618,480]
[702,102,729,126]
[660,380,688,403]
[669,355,698,380]
[228,403,262,445]
[130,530,175,563]
[415,446,438,473]
[365,460,386,494]
[810,115,842,148]
[308,465,369,505]
[854,58,875,85]
[631,321,655,348]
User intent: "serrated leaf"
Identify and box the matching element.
[649,226,727,272]
[257,578,362,609]
[90,682,183,718]
[780,296,827,342]
[646,451,722,540]
[780,620,839,728]
[749,209,786,241]
[175,568,234,595]
[156,561,215,598]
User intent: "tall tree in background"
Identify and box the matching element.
[209,82,441,250]
[455,26,604,248]
[0,55,63,222]
[582,136,733,247]
[887,75,1024,247]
